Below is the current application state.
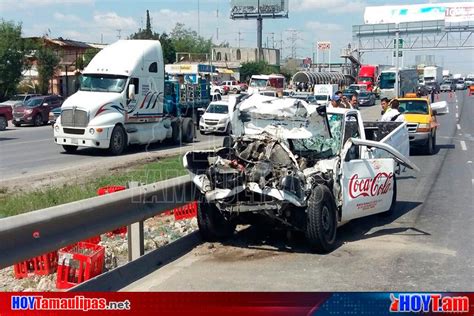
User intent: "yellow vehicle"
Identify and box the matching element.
[398,97,446,155]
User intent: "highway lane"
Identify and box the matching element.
[124,91,473,291]
[0,124,224,182]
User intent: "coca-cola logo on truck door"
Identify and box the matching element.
[349,172,393,199]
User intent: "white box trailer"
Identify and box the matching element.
[313,84,339,105]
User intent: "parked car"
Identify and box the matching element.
[0,105,13,131]
[455,79,466,90]
[13,95,63,127]
[440,80,455,92]
[0,93,41,109]
[348,84,367,94]
[222,80,241,94]
[238,82,248,91]
[357,91,376,106]
[199,101,232,135]
[292,92,318,104]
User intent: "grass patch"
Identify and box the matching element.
[0,155,187,218]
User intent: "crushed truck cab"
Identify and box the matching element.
[398,97,448,155]
[184,94,418,253]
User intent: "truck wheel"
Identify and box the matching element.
[171,120,181,144]
[305,185,337,253]
[34,114,43,126]
[225,123,232,135]
[181,117,194,143]
[197,195,235,241]
[0,116,7,131]
[108,125,127,155]
[62,145,78,153]
[426,132,435,155]
[381,175,397,217]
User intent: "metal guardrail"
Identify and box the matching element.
[0,176,195,269]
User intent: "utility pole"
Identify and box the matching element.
[256,0,263,61]
[197,0,201,37]
[116,29,122,40]
[395,23,400,98]
[216,8,219,42]
[237,30,243,48]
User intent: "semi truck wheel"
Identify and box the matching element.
[108,125,127,155]
[0,116,7,131]
[181,117,194,143]
[305,185,337,253]
[197,195,235,241]
[62,145,78,153]
[171,120,181,144]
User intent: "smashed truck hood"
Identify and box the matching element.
[231,94,331,140]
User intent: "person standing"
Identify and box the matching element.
[381,99,405,122]
[350,93,359,110]
[380,97,390,115]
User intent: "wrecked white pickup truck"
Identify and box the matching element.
[183,95,419,253]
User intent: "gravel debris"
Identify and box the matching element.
[0,214,198,292]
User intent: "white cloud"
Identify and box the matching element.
[53,12,82,23]
[292,0,367,13]
[93,12,138,30]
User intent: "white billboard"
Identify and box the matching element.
[364,2,474,24]
[230,0,289,19]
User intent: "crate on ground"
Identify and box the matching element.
[97,185,127,237]
[173,201,198,221]
[14,251,58,279]
[56,242,105,289]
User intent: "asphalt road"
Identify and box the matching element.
[0,123,224,182]
[124,91,473,291]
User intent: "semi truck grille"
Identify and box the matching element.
[63,128,85,135]
[406,123,418,133]
[61,109,89,127]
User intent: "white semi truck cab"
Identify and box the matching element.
[54,40,196,155]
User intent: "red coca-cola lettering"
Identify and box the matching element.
[349,172,393,199]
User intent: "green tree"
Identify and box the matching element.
[76,48,100,70]
[129,10,176,63]
[170,23,212,55]
[36,46,60,94]
[0,20,28,99]
[239,61,280,82]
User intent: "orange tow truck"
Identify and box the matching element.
[398,95,448,155]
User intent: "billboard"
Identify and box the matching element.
[317,41,331,50]
[364,2,474,24]
[230,0,289,19]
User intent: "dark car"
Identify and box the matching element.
[0,105,13,131]
[417,85,430,96]
[343,88,356,100]
[424,81,440,93]
[13,95,63,127]
[357,91,376,106]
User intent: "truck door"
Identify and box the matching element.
[340,113,396,221]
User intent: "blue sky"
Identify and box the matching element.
[0,0,472,73]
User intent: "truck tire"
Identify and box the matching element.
[34,114,43,126]
[305,185,337,253]
[171,120,181,144]
[0,116,7,131]
[197,195,235,241]
[426,131,435,155]
[13,121,21,127]
[62,145,78,153]
[108,125,127,155]
[181,117,194,143]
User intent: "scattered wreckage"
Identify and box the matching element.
[184,95,419,253]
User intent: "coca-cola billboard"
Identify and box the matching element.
[349,172,393,199]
